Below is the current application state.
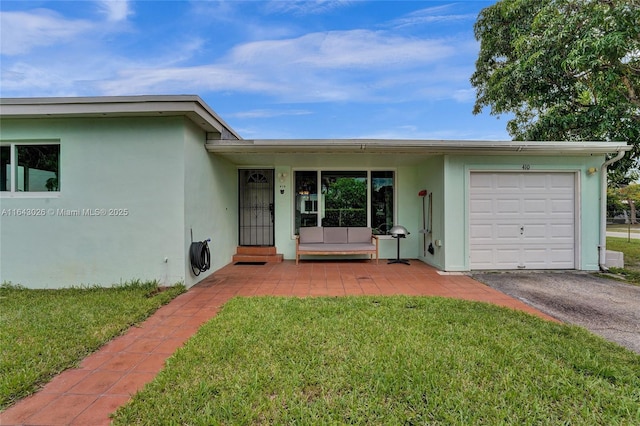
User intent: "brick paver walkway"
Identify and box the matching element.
[1,260,556,425]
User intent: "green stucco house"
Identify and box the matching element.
[0,96,630,288]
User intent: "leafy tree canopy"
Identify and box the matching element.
[471,0,640,183]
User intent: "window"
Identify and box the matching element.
[322,171,367,227]
[294,170,394,235]
[295,171,318,232]
[1,144,60,193]
[371,171,394,235]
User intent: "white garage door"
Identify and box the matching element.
[469,172,575,270]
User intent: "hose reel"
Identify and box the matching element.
[189,229,211,276]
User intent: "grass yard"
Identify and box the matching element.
[606,237,640,285]
[608,237,640,270]
[112,296,640,425]
[0,281,185,410]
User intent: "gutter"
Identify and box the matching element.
[599,150,627,271]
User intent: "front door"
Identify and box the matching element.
[238,169,275,246]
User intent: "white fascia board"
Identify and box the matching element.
[206,139,631,155]
[0,95,241,140]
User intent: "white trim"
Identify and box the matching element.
[208,139,631,155]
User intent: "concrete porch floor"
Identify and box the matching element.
[1,260,557,425]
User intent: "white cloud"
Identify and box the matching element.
[94,28,472,103]
[452,88,476,103]
[230,30,453,69]
[0,62,81,97]
[0,9,93,55]
[230,109,312,119]
[389,4,477,29]
[264,0,354,16]
[96,0,132,22]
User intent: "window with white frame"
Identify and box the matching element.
[1,144,60,193]
[294,170,395,235]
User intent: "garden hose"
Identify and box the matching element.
[189,239,211,276]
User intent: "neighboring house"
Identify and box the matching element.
[0,96,630,289]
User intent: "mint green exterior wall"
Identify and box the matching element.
[440,154,604,271]
[183,120,238,287]
[416,156,446,269]
[0,113,608,289]
[0,116,218,288]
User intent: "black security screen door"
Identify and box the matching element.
[238,169,275,246]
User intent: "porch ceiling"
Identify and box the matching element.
[208,151,437,167]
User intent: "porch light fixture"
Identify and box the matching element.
[388,225,410,265]
[278,172,288,194]
[587,167,598,175]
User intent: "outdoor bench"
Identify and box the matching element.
[295,227,379,264]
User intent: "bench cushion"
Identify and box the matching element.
[348,227,373,243]
[323,227,348,244]
[299,227,324,244]
[298,243,376,252]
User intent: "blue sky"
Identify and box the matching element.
[0,0,510,140]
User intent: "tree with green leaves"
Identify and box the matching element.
[471,0,640,183]
[610,183,640,223]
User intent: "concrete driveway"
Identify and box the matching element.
[471,271,640,354]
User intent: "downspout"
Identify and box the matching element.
[599,150,627,271]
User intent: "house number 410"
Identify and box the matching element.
[522,164,531,170]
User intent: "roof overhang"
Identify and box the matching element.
[207,138,630,155]
[206,138,631,166]
[0,95,241,140]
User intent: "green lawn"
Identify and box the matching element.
[608,237,640,268]
[112,296,640,425]
[606,237,640,285]
[0,281,185,410]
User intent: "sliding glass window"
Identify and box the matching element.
[1,144,60,193]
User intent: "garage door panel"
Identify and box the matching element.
[522,174,547,189]
[470,224,493,240]
[496,199,520,214]
[496,224,522,239]
[551,199,574,214]
[496,174,521,189]
[523,199,547,214]
[522,224,547,239]
[469,249,495,268]
[470,172,575,270]
[469,199,493,215]
[494,250,521,268]
[470,173,493,189]
[549,223,574,238]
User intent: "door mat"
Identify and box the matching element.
[234,261,267,265]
